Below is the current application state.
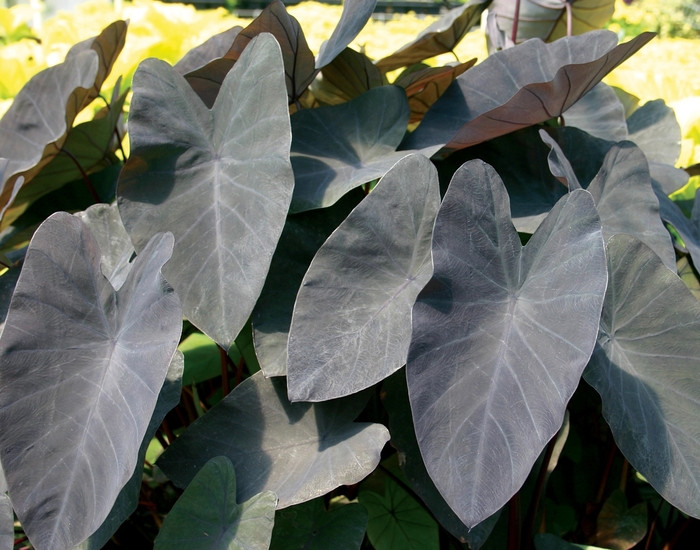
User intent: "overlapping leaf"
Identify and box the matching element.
[287,154,439,401]
[118,33,294,350]
[0,212,181,550]
[407,160,607,527]
[290,86,412,213]
[157,373,390,508]
[375,0,488,73]
[562,83,628,142]
[270,498,368,550]
[174,26,243,75]
[489,0,615,44]
[0,493,9,550]
[585,235,700,518]
[314,47,384,106]
[185,1,315,107]
[316,0,377,69]
[252,190,363,377]
[154,456,277,550]
[401,31,654,153]
[627,99,681,166]
[595,490,647,550]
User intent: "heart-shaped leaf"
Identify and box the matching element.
[270,498,368,550]
[314,47,384,106]
[595,490,647,550]
[157,372,390,508]
[375,0,488,73]
[316,0,377,69]
[489,0,615,43]
[76,352,184,550]
[252,189,363,377]
[287,154,439,401]
[0,212,182,550]
[185,1,315,107]
[74,202,134,290]
[584,234,700,518]
[290,86,412,213]
[407,160,607,527]
[394,61,476,124]
[562,83,628,142]
[359,476,438,550]
[401,31,654,153]
[174,26,243,75]
[118,33,294,350]
[154,456,277,550]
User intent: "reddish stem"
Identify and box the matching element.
[507,491,521,550]
[511,0,522,43]
[60,148,101,203]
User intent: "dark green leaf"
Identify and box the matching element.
[359,476,438,550]
[252,190,363,377]
[401,31,653,153]
[287,154,439,401]
[316,0,377,69]
[157,373,389,508]
[154,456,277,550]
[290,86,413,213]
[595,490,647,550]
[0,213,181,549]
[179,332,241,387]
[118,33,293,350]
[407,160,606,527]
[375,0,488,73]
[584,234,700,518]
[270,498,368,550]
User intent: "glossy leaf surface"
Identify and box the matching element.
[270,498,368,550]
[316,0,377,69]
[0,213,181,549]
[287,154,439,401]
[585,235,700,518]
[407,160,607,526]
[401,31,653,152]
[158,373,390,508]
[375,0,488,73]
[118,33,294,349]
[290,86,411,213]
[154,456,277,550]
[252,190,363,377]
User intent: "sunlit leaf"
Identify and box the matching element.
[0,212,181,549]
[287,154,439,401]
[158,372,390,508]
[314,47,384,106]
[118,33,294,350]
[154,456,277,550]
[585,234,700,519]
[407,160,606,527]
[562,83,628,142]
[175,26,242,75]
[627,99,682,166]
[316,0,377,69]
[179,332,241,387]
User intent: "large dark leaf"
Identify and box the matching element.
[375,0,488,73]
[252,189,363,378]
[74,202,134,290]
[653,183,700,268]
[626,99,681,166]
[316,0,377,69]
[270,498,368,550]
[287,154,439,401]
[394,61,475,124]
[595,490,647,550]
[76,352,184,550]
[489,0,615,43]
[174,26,243,75]
[584,234,700,518]
[0,212,182,549]
[562,82,628,142]
[154,456,277,550]
[290,86,412,213]
[382,369,499,546]
[401,31,654,153]
[540,131,676,270]
[359,476,438,550]
[118,33,294,350]
[0,493,9,550]
[314,47,384,106]
[157,372,390,508]
[185,1,315,107]
[407,160,607,527]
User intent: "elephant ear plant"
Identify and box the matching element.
[0,0,698,548]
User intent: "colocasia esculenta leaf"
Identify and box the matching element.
[407,160,607,526]
[118,33,294,350]
[0,212,181,550]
